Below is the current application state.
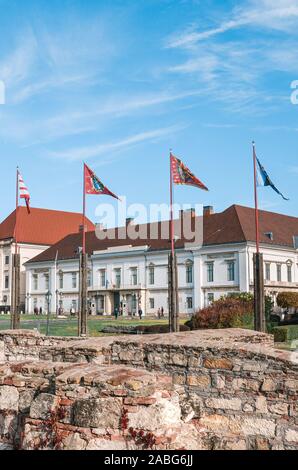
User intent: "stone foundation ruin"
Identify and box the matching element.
[0,328,297,450]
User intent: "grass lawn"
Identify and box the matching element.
[0,315,184,337]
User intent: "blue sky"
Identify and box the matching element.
[1,0,298,224]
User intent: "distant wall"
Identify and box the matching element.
[0,329,297,450]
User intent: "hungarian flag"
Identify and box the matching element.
[18,171,31,214]
[256,155,289,201]
[84,163,120,200]
[171,154,208,191]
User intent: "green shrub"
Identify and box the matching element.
[273,325,298,343]
[276,292,298,309]
[189,293,274,331]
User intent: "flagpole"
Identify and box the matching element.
[252,141,265,332]
[15,167,19,255]
[170,151,174,256]
[253,141,260,254]
[82,163,86,255]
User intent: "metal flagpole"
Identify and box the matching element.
[252,141,265,332]
[11,167,20,329]
[79,163,88,337]
[253,142,260,255]
[168,152,179,333]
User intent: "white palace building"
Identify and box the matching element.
[23,204,298,317]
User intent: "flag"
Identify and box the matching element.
[256,157,289,201]
[171,154,208,191]
[84,164,120,200]
[18,171,31,213]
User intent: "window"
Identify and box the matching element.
[114,269,121,288]
[277,264,282,282]
[44,274,49,290]
[33,274,38,291]
[149,266,155,285]
[99,296,104,310]
[149,298,155,309]
[71,300,77,312]
[207,293,214,305]
[131,268,138,286]
[87,272,91,288]
[72,273,77,289]
[59,273,64,289]
[4,275,9,290]
[265,263,271,281]
[207,262,214,283]
[100,269,106,288]
[287,264,292,283]
[4,255,9,265]
[132,294,137,312]
[186,263,193,284]
[186,297,193,309]
[227,261,235,282]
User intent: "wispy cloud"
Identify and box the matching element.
[166,1,298,48]
[0,89,199,146]
[0,32,37,87]
[47,125,186,162]
[164,1,298,113]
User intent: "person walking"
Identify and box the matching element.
[157,308,161,319]
[161,306,164,318]
[138,307,143,320]
[114,307,119,320]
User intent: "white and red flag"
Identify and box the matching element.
[18,170,31,214]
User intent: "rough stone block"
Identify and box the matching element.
[30,393,59,420]
[63,432,87,450]
[186,374,211,389]
[268,402,289,416]
[205,397,242,411]
[285,429,298,444]
[73,398,122,429]
[240,417,276,438]
[0,386,19,411]
[203,358,233,370]
[128,395,181,431]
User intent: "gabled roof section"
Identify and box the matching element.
[0,207,94,246]
[26,204,298,264]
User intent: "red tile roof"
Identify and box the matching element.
[26,204,298,264]
[0,207,95,246]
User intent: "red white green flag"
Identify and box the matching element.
[170,154,208,191]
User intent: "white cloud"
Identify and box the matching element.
[0,33,37,87]
[166,0,298,48]
[47,125,186,162]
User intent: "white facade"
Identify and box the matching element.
[24,240,298,316]
[0,241,50,313]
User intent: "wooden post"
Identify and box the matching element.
[11,253,21,329]
[253,252,266,332]
[79,251,88,337]
[168,253,173,332]
[168,252,180,333]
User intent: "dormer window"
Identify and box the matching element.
[265,232,274,241]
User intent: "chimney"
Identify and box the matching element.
[203,206,214,216]
[126,217,134,226]
[180,208,196,219]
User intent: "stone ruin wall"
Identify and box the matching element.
[0,328,297,451]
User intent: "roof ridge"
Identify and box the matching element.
[232,205,250,242]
